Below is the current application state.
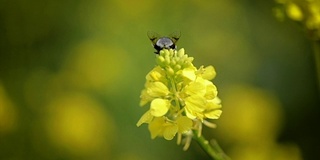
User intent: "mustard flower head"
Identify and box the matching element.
[137,48,222,150]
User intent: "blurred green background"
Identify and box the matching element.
[0,0,319,160]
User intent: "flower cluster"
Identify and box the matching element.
[274,0,320,40]
[136,48,222,150]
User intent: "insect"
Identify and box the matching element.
[147,31,181,54]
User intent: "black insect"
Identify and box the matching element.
[147,31,181,54]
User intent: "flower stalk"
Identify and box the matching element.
[313,41,320,91]
[192,130,230,160]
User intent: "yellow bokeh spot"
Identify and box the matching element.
[286,3,304,21]
[217,85,283,143]
[306,3,320,30]
[229,143,302,160]
[216,85,302,160]
[46,93,115,156]
[0,83,18,134]
[63,40,128,92]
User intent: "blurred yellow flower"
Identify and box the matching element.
[46,93,116,156]
[0,83,18,134]
[286,2,304,21]
[63,40,128,92]
[216,85,302,160]
[306,3,320,30]
[275,0,320,39]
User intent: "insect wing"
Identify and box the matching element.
[147,31,161,44]
[168,31,181,43]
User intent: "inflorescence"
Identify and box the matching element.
[136,48,222,150]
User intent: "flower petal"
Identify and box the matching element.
[205,110,222,119]
[185,95,206,112]
[147,82,169,97]
[146,66,166,82]
[184,81,206,97]
[136,110,153,127]
[206,98,222,110]
[204,82,218,99]
[182,68,196,81]
[148,117,165,139]
[185,107,197,119]
[140,89,153,106]
[202,65,216,80]
[176,116,193,133]
[163,125,178,140]
[150,98,170,117]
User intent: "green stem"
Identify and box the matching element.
[169,76,181,112]
[313,41,320,92]
[192,130,231,160]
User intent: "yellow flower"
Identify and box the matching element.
[148,116,193,140]
[148,117,177,140]
[137,48,222,149]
